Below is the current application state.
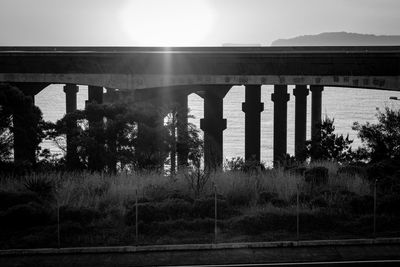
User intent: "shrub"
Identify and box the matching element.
[258,191,279,205]
[142,218,214,235]
[0,202,52,229]
[24,176,55,201]
[378,194,400,215]
[125,199,193,225]
[349,195,374,214]
[143,184,170,202]
[193,198,239,219]
[0,191,41,211]
[229,213,296,235]
[305,167,329,186]
[226,189,253,206]
[60,206,101,225]
[337,165,367,178]
[310,196,329,208]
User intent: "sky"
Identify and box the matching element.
[1,0,400,46]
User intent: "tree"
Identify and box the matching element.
[353,107,400,163]
[304,116,354,163]
[47,98,203,173]
[0,83,45,167]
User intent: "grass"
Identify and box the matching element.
[1,160,398,249]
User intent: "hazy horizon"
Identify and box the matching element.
[1,0,400,46]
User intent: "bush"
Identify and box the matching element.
[142,218,214,235]
[0,202,52,229]
[378,194,400,215]
[258,191,279,205]
[337,165,367,178]
[310,196,329,208]
[143,184,170,202]
[193,198,239,219]
[24,176,55,200]
[125,199,193,225]
[0,191,41,211]
[229,213,296,235]
[305,167,329,186]
[60,206,101,225]
[349,195,374,214]
[226,189,253,206]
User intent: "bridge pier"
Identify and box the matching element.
[200,86,230,171]
[272,85,290,167]
[242,85,264,162]
[175,93,189,171]
[293,85,309,160]
[310,85,324,143]
[64,84,79,170]
[86,85,104,171]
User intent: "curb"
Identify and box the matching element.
[1,237,400,256]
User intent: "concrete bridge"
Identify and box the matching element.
[1,46,400,169]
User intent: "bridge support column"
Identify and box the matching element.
[242,85,264,162]
[64,84,79,170]
[293,85,309,160]
[200,86,230,171]
[86,86,104,171]
[175,93,189,171]
[310,85,324,143]
[271,85,290,167]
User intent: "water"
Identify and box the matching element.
[35,85,400,165]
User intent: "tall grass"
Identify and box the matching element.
[0,160,372,212]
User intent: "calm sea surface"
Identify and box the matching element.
[35,85,400,166]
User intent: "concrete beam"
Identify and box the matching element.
[242,85,264,162]
[271,85,290,167]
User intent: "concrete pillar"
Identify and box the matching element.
[293,85,309,160]
[310,85,324,142]
[64,84,79,169]
[242,85,264,162]
[87,85,104,171]
[271,85,290,167]
[200,86,230,171]
[176,93,189,170]
[88,85,103,104]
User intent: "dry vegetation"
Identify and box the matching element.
[1,161,397,249]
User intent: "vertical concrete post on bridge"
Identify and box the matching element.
[242,85,264,162]
[293,85,309,160]
[310,85,324,144]
[200,86,231,171]
[175,92,189,171]
[64,84,79,170]
[86,85,104,171]
[271,85,290,167]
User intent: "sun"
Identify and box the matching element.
[120,0,215,46]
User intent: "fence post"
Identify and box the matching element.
[296,183,300,242]
[373,179,378,238]
[214,184,218,244]
[135,188,139,244]
[57,198,60,249]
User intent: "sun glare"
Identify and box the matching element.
[120,0,215,46]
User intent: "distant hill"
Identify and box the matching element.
[271,32,400,46]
